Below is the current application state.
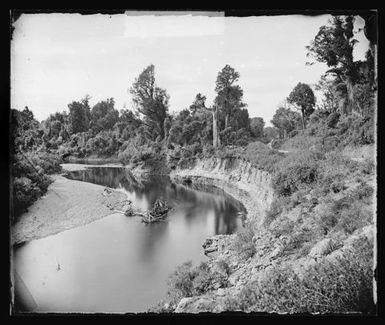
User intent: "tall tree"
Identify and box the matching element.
[214,65,245,129]
[189,93,220,148]
[287,83,316,129]
[189,93,206,116]
[68,98,90,134]
[90,98,119,134]
[306,16,361,115]
[129,64,169,141]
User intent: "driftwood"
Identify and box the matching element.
[112,197,171,224]
[141,198,170,223]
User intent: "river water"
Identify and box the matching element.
[13,166,245,313]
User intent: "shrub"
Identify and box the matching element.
[202,144,215,158]
[241,144,285,173]
[166,261,229,305]
[317,193,373,236]
[263,196,290,227]
[11,151,61,222]
[273,151,322,196]
[224,236,375,314]
[231,227,256,260]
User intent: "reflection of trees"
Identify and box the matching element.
[65,168,244,236]
[138,221,169,263]
[212,201,240,235]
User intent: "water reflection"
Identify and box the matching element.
[64,167,245,235]
[13,166,245,313]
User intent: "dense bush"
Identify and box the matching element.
[273,151,323,196]
[224,236,375,314]
[241,142,285,172]
[166,261,229,305]
[11,151,62,222]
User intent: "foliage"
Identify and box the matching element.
[231,227,256,260]
[249,117,265,138]
[273,151,323,196]
[11,151,62,222]
[214,65,248,137]
[68,96,91,134]
[90,98,119,134]
[224,236,374,314]
[287,82,316,129]
[85,130,119,156]
[129,64,169,141]
[271,106,302,138]
[166,261,229,305]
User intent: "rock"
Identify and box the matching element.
[203,237,219,256]
[309,238,335,259]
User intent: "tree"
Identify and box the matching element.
[68,98,90,134]
[230,108,250,131]
[306,16,361,115]
[264,126,279,141]
[129,64,169,141]
[214,65,245,129]
[271,107,302,138]
[287,83,316,129]
[250,117,265,138]
[90,98,119,134]
[315,75,340,112]
[188,93,220,148]
[189,93,206,116]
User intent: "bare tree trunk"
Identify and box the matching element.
[216,106,221,147]
[346,79,357,115]
[225,114,229,129]
[212,105,220,148]
[301,108,306,129]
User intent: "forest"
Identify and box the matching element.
[11,15,375,222]
[11,14,376,314]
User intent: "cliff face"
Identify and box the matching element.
[170,157,274,226]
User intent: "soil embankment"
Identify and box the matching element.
[171,157,274,226]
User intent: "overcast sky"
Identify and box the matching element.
[11,12,369,126]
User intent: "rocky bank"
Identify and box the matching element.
[168,157,375,313]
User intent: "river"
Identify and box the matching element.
[13,166,245,313]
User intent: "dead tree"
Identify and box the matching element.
[205,104,221,148]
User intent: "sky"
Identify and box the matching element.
[11,12,370,126]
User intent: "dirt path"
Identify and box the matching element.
[11,175,128,245]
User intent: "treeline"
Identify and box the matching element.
[11,15,376,221]
[38,64,270,162]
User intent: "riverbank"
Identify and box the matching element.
[11,175,128,245]
[163,153,375,313]
[170,157,274,227]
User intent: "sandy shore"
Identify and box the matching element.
[11,175,128,245]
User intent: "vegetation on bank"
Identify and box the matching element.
[148,15,377,314]
[11,14,376,314]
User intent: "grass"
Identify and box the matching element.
[231,227,256,260]
[223,236,375,314]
